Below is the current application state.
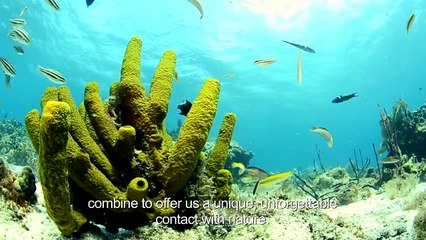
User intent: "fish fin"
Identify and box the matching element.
[253,180,260,195]
[5,74,11,90]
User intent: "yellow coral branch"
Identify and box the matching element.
[159,78,220,193]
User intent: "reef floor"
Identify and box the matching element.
[0,180,422,240]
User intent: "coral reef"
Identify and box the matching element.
[24,36,237,236]
[0,158,36,206]
[414,206,426,240]
[383,174,418,200]
[0,119,37,174]
[379,100,426,158]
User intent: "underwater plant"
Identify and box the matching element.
[24,36,237,236]
[294,167,377,205]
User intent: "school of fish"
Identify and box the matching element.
[0,3,78,90]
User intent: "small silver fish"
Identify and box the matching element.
[0,58,16,76]
[44,0,60,11]
[9,28,31,45]
[406,13,415,33]
[188,0,204,19]
[379,156,400,165]
[19,6,28,17]
[13,46,24,55]
[9,18,26,28]
[253,59,277,66]
[224,73,235,79]
[310,126,333,148]
[38,66,67,84]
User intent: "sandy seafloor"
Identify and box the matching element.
[0,180,422,240]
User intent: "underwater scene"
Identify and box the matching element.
[0,0,426,239]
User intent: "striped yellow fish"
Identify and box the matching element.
[9,28,31,45]
[224,73,235,79]
[0,58,16,76]
[0,58,16,90]
[253,171,293,194]
[406,13,415,33]
[254,59,276,66]
[297,50,302,85]
[44,0,60,11]
[9,18,26,28]
[38,66,67,84]
[311,126,333,148]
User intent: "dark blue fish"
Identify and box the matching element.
[177,100,192,116]
[282,40,315,53]
[332,93,358,103]
[13,46,24,55]
[86,0,95,7]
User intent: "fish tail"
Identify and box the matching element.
[5,75,11,90]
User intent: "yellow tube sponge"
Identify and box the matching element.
[120,36,147,126]
[25,109,41,153]
[215,169,233,200]
[57,86,119,182]
[119,36,160,150]
[120,36,146,101]
[126,177,149,201]
[114,125,136,168]
[40,87,58,109]
[84,82,118,156]
[148,50,176,124]
[78,103,105,153]
[159,78,220,193]
[39,101,87,236]
[205,113,237,177]
[66,137,128,210]
[23,36,240,233]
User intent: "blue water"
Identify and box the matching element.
[0,1,425,173]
